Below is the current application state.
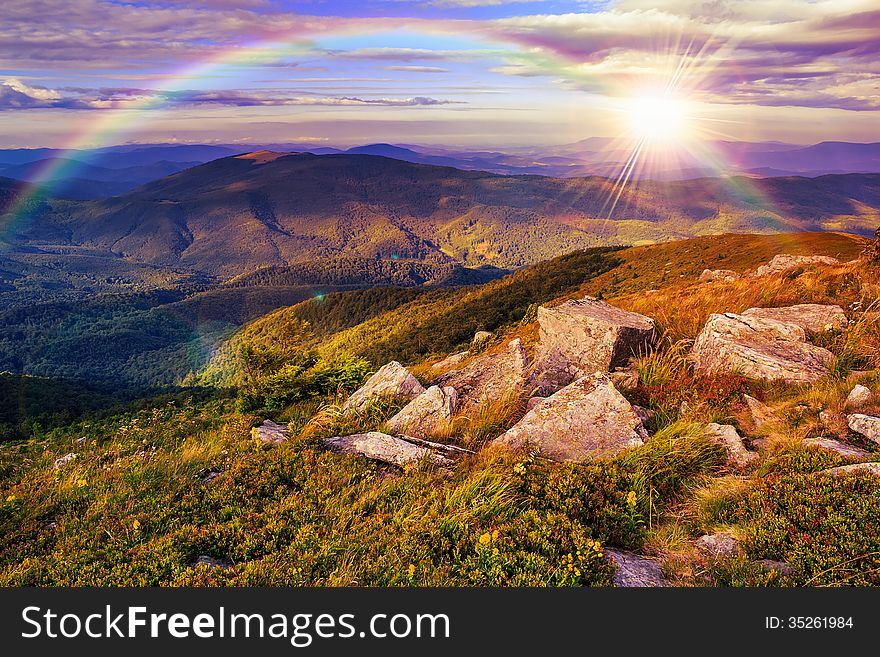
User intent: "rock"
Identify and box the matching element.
[700,269,740,283]
[608,365,640,390]
[803,437,873,460]
[752,254,840,277]
[632,405,654,426]
[386,386,457,438]
[532,296,655,393]
[690,312,834,384]
[430,351,469,371]
[751,438,769,451]
[606,549,667,587]
[192,555,232,569]
[526,396,546,411]
[434,338,529,410]
[53,453,77,469]
[819,409,842,428]
[493,372,647,463]
[846,384,873,408]
[822,462,880,477]
[343,361,425,414]
[742,304,848,335]
[743,395,776,428]
[252,420,288,445]
[703,423,758,468]
[75,436,88,444]
[756,560,794,577]
[847,414,880,444]
[324,432,453,468]
[201,471,223,485]
[472,331,492,345]
[695,532,743,559]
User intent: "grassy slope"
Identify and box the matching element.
[2,231,880,587]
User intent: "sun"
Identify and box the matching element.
[623,92,691,145]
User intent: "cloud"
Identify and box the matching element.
[384,65,450,73]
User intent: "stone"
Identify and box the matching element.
[493,372,647,463]
[201,471,223,485]
[324,432,453,468]
[343,361,425,414]
[608,366,640,390]
[742,304,848,335]
[695,532,743,559]
[690,312,834,384]
[532,296,655,393]
[75,436,88,444]
[803,437,873,460]
[252,420,288,445]
[756,560,794,577]
[632,405,654,426]
[434,338,529,410]
[845,384,873,408]
[386,386,458,438]
[53,453,77,469]
[700,269,740,283]
[752,254,840,277]
[822,462,880,477]
[703,423,758,468]
[192,555,232,569]
[847,414,880,444]
[526,396,546,411]
[743,395,776,428]
[472,331,492,345]
[430,351,469,371]
[606,549,667,587]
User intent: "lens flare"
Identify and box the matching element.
[623,93,691,145]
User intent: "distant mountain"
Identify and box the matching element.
[7,152,879,278]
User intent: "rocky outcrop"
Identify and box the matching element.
[430,351,469,372]
[386,386,457,438]
[532,297,655,393]
[700,269,740,283]
[804,437,873,460]
[434,338,529,410]
[606,550,668,587]
[493,372,647,462]
[703,423,758,468]
[847,414,880,444]
[822,462,880,477]
[742,304,848,335]
[323,432,455,468]
[252,420,288,445]
[846,385,873,408]
[343,361,425,414]
[695,532,743,558]
[752,254,840,277]
[690,312,834,384]
[53,453,77,469]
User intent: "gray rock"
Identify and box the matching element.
[804,437,872,460]
[53,453,77,469]
[742,304,848,335]
[695,532,743,558]
[690,312,834,384]
[756,560,794,577]
[324,432,453,468]
[430,351,469,372]
[192,555,232,569]
[703,423,758,468]
[700,269,740,283]
[822,462,880,477]
[608,365,640,390]
[845,384,873,408]
[343,361,425,414]
[606,549,668,587]
[386,386,457,438]
[493,372,647,463]
[525,396,546,411]
[632,405,654,426]
[472,331,493,345]
[743,394,776,428]
[752,254,840,277]
[532,297,655,393]
[434,338,529,410]
[201,471,223,485]
[847,414,880,444]
[252,420,288,445]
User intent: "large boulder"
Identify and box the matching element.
[752,254,840,277]
[822,462,880,477]
[846,385,873,408]
[742,304,847,335]
[695,532,743,559]
[804,437,873,460]
[532,297,655,393]
[343,361,425,414]
[385,386,458,438]
[847,414,880,445]
[690,312,834,384]
[700,269,740,283]
[493,372,647,462]
[324,432,452,468]
[703,423,757,468]
[430,351,469,372]
[433,338,529,410]
[252,420,288,445]
[606,550,668,587]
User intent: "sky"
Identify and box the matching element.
[0,0,879,148]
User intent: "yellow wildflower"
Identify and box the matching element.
[479,532,492,545]
[5,494,15,502]
[407,564,416,577]
[77,479,87,488]
[132,519,141,530]
[491,529,499,541]
[626,490,637,508]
